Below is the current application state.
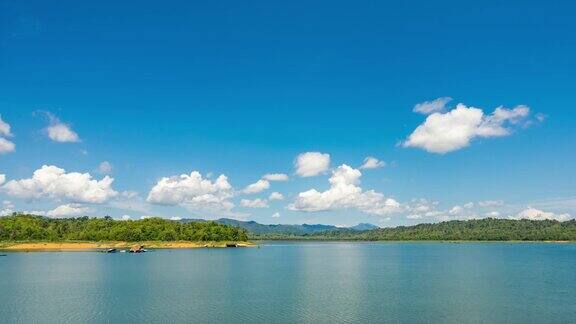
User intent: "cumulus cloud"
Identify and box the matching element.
[289,164,401,216]
[404,199,573,223]
[406,199,490,222]
[513,207,572,222]
[272,212,280,218]
[360,157,386,169]
[0,200,14,216]
[406,199,440,219]
[0,115,12,137]
[242,179,270,194]
[240,198,269,208]
[1,165,118,203]
[147,171,234,213]
[295,152,330,177]
[0,174,5,186]
[0,138,15,154]
[46,204,91,217]
[0,115,15,154]
[449,205,464,215]
[485,211,500,217]
[403,103,532,154]
[41,112,80,143]
[413,97,452,114]
[478,200,504,207]
[121,215,132,220]
[98,161,113,174]
[263,173,289,181]
[269,192,284,201]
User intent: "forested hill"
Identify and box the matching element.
[181,218,342,235]
[2,215,575,242]
[0,214,248,242]
[271,218,576,241]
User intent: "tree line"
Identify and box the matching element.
[252,218,576,241]
[0,214,248,242]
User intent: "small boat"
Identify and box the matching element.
[0,254,7,257]
[104,248,117,253]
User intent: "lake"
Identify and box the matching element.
[1,242,575,323]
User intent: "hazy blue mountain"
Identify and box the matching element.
[349,223,379,231]
[180,218,377,235]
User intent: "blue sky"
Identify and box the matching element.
[0,0,575,226]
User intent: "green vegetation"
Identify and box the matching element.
[253,218,576,241]
[2,214,575,243]
[0,214,248,242]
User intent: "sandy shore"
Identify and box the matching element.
[0,241,254,251]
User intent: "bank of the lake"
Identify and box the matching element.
[0,241,254,251]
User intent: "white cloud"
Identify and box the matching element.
[240,198,269,208]
[0,200,14,216]
[170,216,182,221]
[289,164,401,216]
[0,115,12,137]
[449,205,464,215]
[42,112,80,143]
[0,138,15,154]
[272,212,280,218]
[295,152,330,177]
[359,156,386,169]
[121,215,132,220]
[406,199,484,222]
[0,174,5,186]
[485,211,500,217]
[1,165,118,203]
[0,115,15,154]
[46,204,91,217]
[513,207,572,222]
[98,161,113,174]
[403,104,532,154]
[47,123,80,143]
[413,97,452,114]
[263,173,289,181]
[478,200,504,207]
[536,113,546,122]
[242,179,270,194]
[269,192,284,201]
[405,200,574,223]
[407,199,439,217]
[147,171,234,213]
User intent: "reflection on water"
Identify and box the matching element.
[1,242,575,323]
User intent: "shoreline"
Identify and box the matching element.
[0,241,254,251]
[1,240,573,251]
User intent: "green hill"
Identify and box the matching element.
[0,214,248,242]
[291,218,576,241]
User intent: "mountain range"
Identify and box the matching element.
[181,218,378,235]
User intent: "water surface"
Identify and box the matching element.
[1,242,575,323]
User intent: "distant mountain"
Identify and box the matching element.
[349,223,379,231]
[180,218,377,235]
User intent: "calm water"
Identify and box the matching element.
[1,242,575,323]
